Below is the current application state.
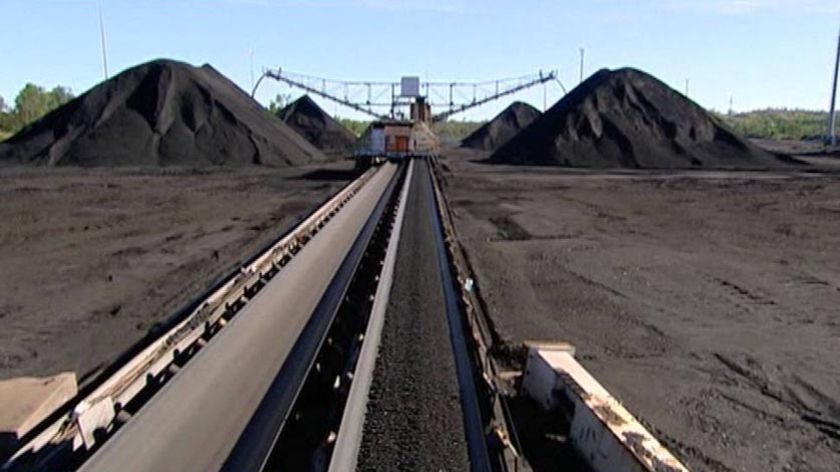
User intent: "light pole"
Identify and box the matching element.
[98,3,108,80]
[249,49,255,92]
[828,25,840,146]
[579,48,585,84]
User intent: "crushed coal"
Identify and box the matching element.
[461,101,541,151]
[491,68,799,169]
[277,95,356,158]
[0,59,329,167]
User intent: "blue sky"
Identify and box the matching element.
[2,0,839,120]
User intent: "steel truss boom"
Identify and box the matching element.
[258,67,562,121]
[264,69,390,120]
[431,70,557,122]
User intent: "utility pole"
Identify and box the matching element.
[729,95,734,116]
[828,24,840,146]
[249,49,255,92]
[98,3,109,80]
[579,48,585,84]
[543,82,548,111]
[684,79,689,97]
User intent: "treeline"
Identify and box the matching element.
[433,120,484,143]
[0,84,75,141]
[336,118,369,138]
[716,109,830,141]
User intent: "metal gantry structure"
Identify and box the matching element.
[254,67,565,122]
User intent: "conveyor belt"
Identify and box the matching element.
[78,164,399,472]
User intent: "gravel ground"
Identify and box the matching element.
[358,159,470,471]
[441,149,840,472]
[0,163,354,381]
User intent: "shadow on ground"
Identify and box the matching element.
[296,168,360,181]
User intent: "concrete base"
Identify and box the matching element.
[521,343,688,472]
[0,372,77,458]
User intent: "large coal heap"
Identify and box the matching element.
[0,59,328,167]
[461,101,541,151]
[491,68,797,169]
[277,95,356,158]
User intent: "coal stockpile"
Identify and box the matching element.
[0,59,328,167]
[461,101,541,151]
[277,95,356,158]
[491,68,798,169]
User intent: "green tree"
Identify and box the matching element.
[433,119,484,142]
[14,83,52,127]
[268,93,292,114]
[6,83,74,133]
[715,108,828,140]
[336,117,369,137]
[47,86,74,110]
[0,94,13,138]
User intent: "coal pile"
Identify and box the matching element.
[0,59,328,167]
[461,101,541,151]
[491,68,797,169]
[277,95,356,158]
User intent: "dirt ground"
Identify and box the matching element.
[0,163,354,382]
[750,138,837,157]
[441,148,840,472]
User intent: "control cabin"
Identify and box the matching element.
[355,96,439,167]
